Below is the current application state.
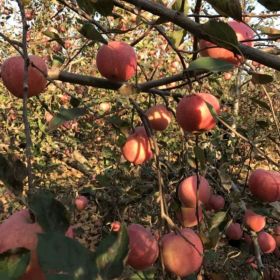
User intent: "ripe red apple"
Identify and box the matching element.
[244,209,266,232]
[75,195,89,211]
[248,169,280,202]
[178,175,211,207]
[122,126,153,165]
[25,9,34,21]
[176,93,220,132]
[258,231,276,254]
[127,224,159,270]
[96,41,137,82]
[178,206,203,228]
[111,221,121,232]
[161,228,203,277]
[1,55,47,98]
[226,222,243,240]
[199,20,254,65]
[145,104,172,131]
[206,194,225,211]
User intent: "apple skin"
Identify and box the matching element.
[75,195,89,211]
[1,55,47,98]
[96,41,137,82]
[161,228,203,277]
[258,231,276,254]
[206,194,225,211]
[226,223,243,240]
[273,226,280,247]
[224,72,232,80]
[248,169,280,202]
[178,175,211,208]
[122,126,153,165]
[178,206,203,228]
[244,209,266,232]
[126,224,159,270]
[176,93,220,132]
[199,20,254,65]
[145,104,172,131]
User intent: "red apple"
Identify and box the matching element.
[145,104,172,131]
[178,206,203,228]
[178,175,212,207]
[75,195,89,211]
[248,169,280,202]
[1,55,47,98]
[258,231,276,254]
[244,209,266,232]
[176,93,220,132]
[127,224,159,270]
[96,41,137,82]
[199,20,254,65]
[161,228,203,277]
[226,222,243,240]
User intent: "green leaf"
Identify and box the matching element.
[169,29,186,48]
[77,0,114,16]
[251,72,273,84]
[92,224,129,279]
[79,21,107,44]
[28,190,70,233]
[0,249,30,280]
[200,20,239,51]
[188,57,234,72]
[48,107,88,132]
[172,0,189,14]
[209,211,227,231]
[0,153,27,195]
[37,232,95,280]
[250,97,271,111]
[130,268,155,279]
[42,31,64,46]
[258,0,280,11]
[205,0,242,21]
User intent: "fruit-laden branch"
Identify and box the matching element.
[120,0,280,71]
[49,69,206,95]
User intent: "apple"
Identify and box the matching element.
[258,231,276,254]
[176,93,220,132]
[161,228,203,277]
[25,9,34,21]
[225,222,243,240]
[248,169,280,202]
[199,20,254,65]
[75,195,89,211]
[224,72,232,80]
[127,224,159,270]
[96,41,137,82]
[1,55,47,98]
[244,209,266,232]
[145,104,172,131]
[99,102,111,112]
[178,206,203,228]
[178,175,211,208]
[206,194,225,211]
[122,126,153,165]
[273,226,280,247]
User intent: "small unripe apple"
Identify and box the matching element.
[75,195,89,211]
[145,104,172,131]
[127,224,159,270]
[226,223,243,240]
[244,209,266,232]
[258,231,276,254]
[96,41,137,82]
[176,93,220,132]
[1,55,47,98]
[161,228,203,277]
[178,175,212,207]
